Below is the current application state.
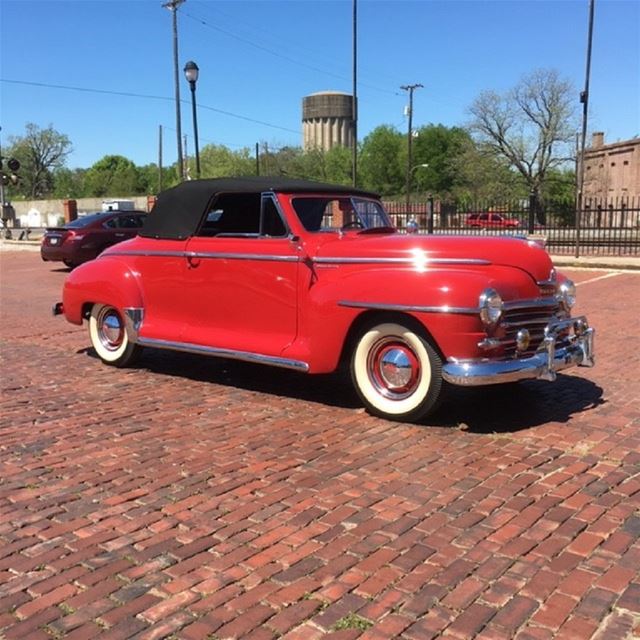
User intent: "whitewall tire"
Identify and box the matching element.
[351,321,443,422]
[89,304,141,367]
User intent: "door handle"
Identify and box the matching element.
[187,253,200,268]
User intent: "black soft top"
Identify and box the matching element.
[140,176,378,240]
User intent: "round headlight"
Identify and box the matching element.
[479,288,503,326]
[558,279,576,309]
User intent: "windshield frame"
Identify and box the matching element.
[291,195,394,234]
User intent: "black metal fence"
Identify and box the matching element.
[383,196,640,256]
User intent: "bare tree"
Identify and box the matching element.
[468,69,576,200]
[8,123,72,198]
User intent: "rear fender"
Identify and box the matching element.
[62,257,144,325]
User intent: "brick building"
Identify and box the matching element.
[583,132,640,201]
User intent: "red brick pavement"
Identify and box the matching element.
[1,252,639,639]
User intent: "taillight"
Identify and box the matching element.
[63,230,86,244]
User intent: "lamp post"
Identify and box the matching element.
[184,60,201,179]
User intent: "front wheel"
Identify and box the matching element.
[351,321,443,422]
[89,304,141,367]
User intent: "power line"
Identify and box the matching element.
[190,0,405,93]
[182,9,400,97]
[0,78,301,136]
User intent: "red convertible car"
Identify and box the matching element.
[54,178,594,422]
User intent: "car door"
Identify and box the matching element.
[182,192,299,356]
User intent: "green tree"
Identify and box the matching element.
[359,125,404,196]
[468,69,576,201]
[199,144,255,178]
[324,145,352,185]
[451,141,527,203]
[84,155,143,197]
[411,124,473,198]
[7,123,72,198]
[52,167,87,198]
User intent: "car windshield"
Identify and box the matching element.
[65,213,110,228]
[292,196,394,233]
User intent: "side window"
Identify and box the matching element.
[119,215,142,229]
[103,218,118,229]
[196,193,261,237]
[260,195,287,237]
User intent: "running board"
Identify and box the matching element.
[136,337,310,373]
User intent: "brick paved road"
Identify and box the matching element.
[1,252,639,640]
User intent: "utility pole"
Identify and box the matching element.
[401,83,423,213]
[183,134,189,179]
[163,0,185,181]
[352,0,358,187]
[158,124,163,192]
[576,0,595,258]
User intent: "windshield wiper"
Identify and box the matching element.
[358,226,397,235]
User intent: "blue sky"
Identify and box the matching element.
[1,0,638,169]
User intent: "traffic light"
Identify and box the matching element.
[0,156,21,186]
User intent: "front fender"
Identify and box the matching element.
[293,264,540,371]
[62,257,144,325]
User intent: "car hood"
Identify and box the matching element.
[313,233,554,283]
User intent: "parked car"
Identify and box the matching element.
[53,178,594,422]
[41,211,147,268]
[466,212,521,229]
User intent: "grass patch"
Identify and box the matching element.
[332,613,373,631]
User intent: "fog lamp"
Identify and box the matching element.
[516,329,531,352]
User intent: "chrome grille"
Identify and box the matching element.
[499,299,565,359]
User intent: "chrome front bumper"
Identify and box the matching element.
[442,316,595,386]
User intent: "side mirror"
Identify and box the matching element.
[406,218,419,234]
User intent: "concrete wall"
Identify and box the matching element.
[7,196,150,228]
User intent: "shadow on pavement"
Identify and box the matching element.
[84,347,604,432]
[427,375,604,433]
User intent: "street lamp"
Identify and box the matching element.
[410,163,429,175]
[184,60,201,179]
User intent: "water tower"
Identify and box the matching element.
[302,91,354,152]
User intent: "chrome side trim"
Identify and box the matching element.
[108,250,186,258]
[443,316,595,386]
[186,251,299,263]
[136,337,310,372]
[123,307,144,343]
[313,257,491,266]
[338,300,479,315]
[107,249,299,263]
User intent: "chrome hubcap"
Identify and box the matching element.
[380,348,414,388]
[368,339,420,400]
[98,308,124,351]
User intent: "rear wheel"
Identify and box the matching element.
[89,304,141,367]
[63,260,77,269]
[351,321,443,422]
